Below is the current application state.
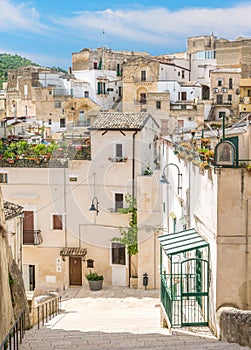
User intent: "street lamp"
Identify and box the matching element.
[160,163,182,194]
[89,196,99,216]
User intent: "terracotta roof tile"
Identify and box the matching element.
[90,112,152,130]
[3,201,23,221]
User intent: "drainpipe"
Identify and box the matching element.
[132,131,138,199]
[129,130,138,286]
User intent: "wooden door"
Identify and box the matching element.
[23,211,34,244]
[69,257,82,286]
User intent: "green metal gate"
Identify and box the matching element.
[159,228,209,328]
[181,258,209,326]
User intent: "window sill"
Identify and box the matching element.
[108,157,128,162]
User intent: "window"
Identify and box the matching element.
[23,264,35,291]
[49,90,52,95]
[97,82,106,94]
[60,118,66,128]
[219,111,226,119]
[161,120,168,134]
[156,101,161,109]
[228,94,232,102]
[117,63,122,76]
[115,144,123,158]
[178,120,184,129]
[217,80,223,87]
[84,91,89,98]
[141,70,146,81]
[182,70,185,79]
[54,101,61,108]
[0,173,7,183]
[248,90,251,97]
[93,62,98,69]
[115,193,124,212]
[229,78,233,89]
[111,242,126,265]
[139,93,146,104]
[52,215,63,230]
[216,94,223,104]
[48,119,52,125]
[181,92,187,100]
[23,211,34,244]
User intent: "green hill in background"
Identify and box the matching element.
[0,53,67,89]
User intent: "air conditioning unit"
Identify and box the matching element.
[222,88,227,93]
[213,88,218,93]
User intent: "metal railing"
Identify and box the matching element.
[32,295,61,329]
[0,308,26,350]
[160,274,172,324]
[23,230,43,245]
[0,295,61,349]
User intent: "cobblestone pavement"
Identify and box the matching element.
[20,286,249,350]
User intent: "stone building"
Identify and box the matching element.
[122,55,204,134]
[159,122,251,333]
[0,112,160,292]
[208,68,241,121]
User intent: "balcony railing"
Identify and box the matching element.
[73,120,91,127]
[23,230,43,245]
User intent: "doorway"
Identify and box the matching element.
[69,257,82,286]
[23,211,34,244]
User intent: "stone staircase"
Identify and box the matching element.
[19,286,248,350]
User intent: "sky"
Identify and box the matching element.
[1,0,251,69]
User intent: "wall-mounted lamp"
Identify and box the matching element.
[86,259,94,268]
[160,163,182,194]
[89,196,99,215]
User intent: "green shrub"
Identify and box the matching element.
[85,271,103,281]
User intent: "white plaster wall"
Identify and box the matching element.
[161,141,218,330]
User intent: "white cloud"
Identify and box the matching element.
[0,0,50,34]
[52,3,251,50]
[2,1,251,67]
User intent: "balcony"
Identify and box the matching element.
[134,77,153,83]
[108,156,128,162]
[73,120,91,127]
[23,230,43,245]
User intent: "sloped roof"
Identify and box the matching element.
[60,247,87,257]
[179,81,201,87]
[4,201,23,220]
[89,112,158,130]
[212,68,241,73]
[159,228,209,256]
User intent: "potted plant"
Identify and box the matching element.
[85,271,103,291]
[143,165,153,175]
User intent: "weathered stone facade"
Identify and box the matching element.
[0,191,30,342]
[72,47,149,72]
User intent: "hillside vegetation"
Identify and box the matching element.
[0,53,67,89]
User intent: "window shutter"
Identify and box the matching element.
[53,215,63,230]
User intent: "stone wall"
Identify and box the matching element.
[0,226,14,342]
[217,307,251,348]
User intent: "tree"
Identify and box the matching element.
[112,194,138,256]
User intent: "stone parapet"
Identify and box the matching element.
[217,306,251,348]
